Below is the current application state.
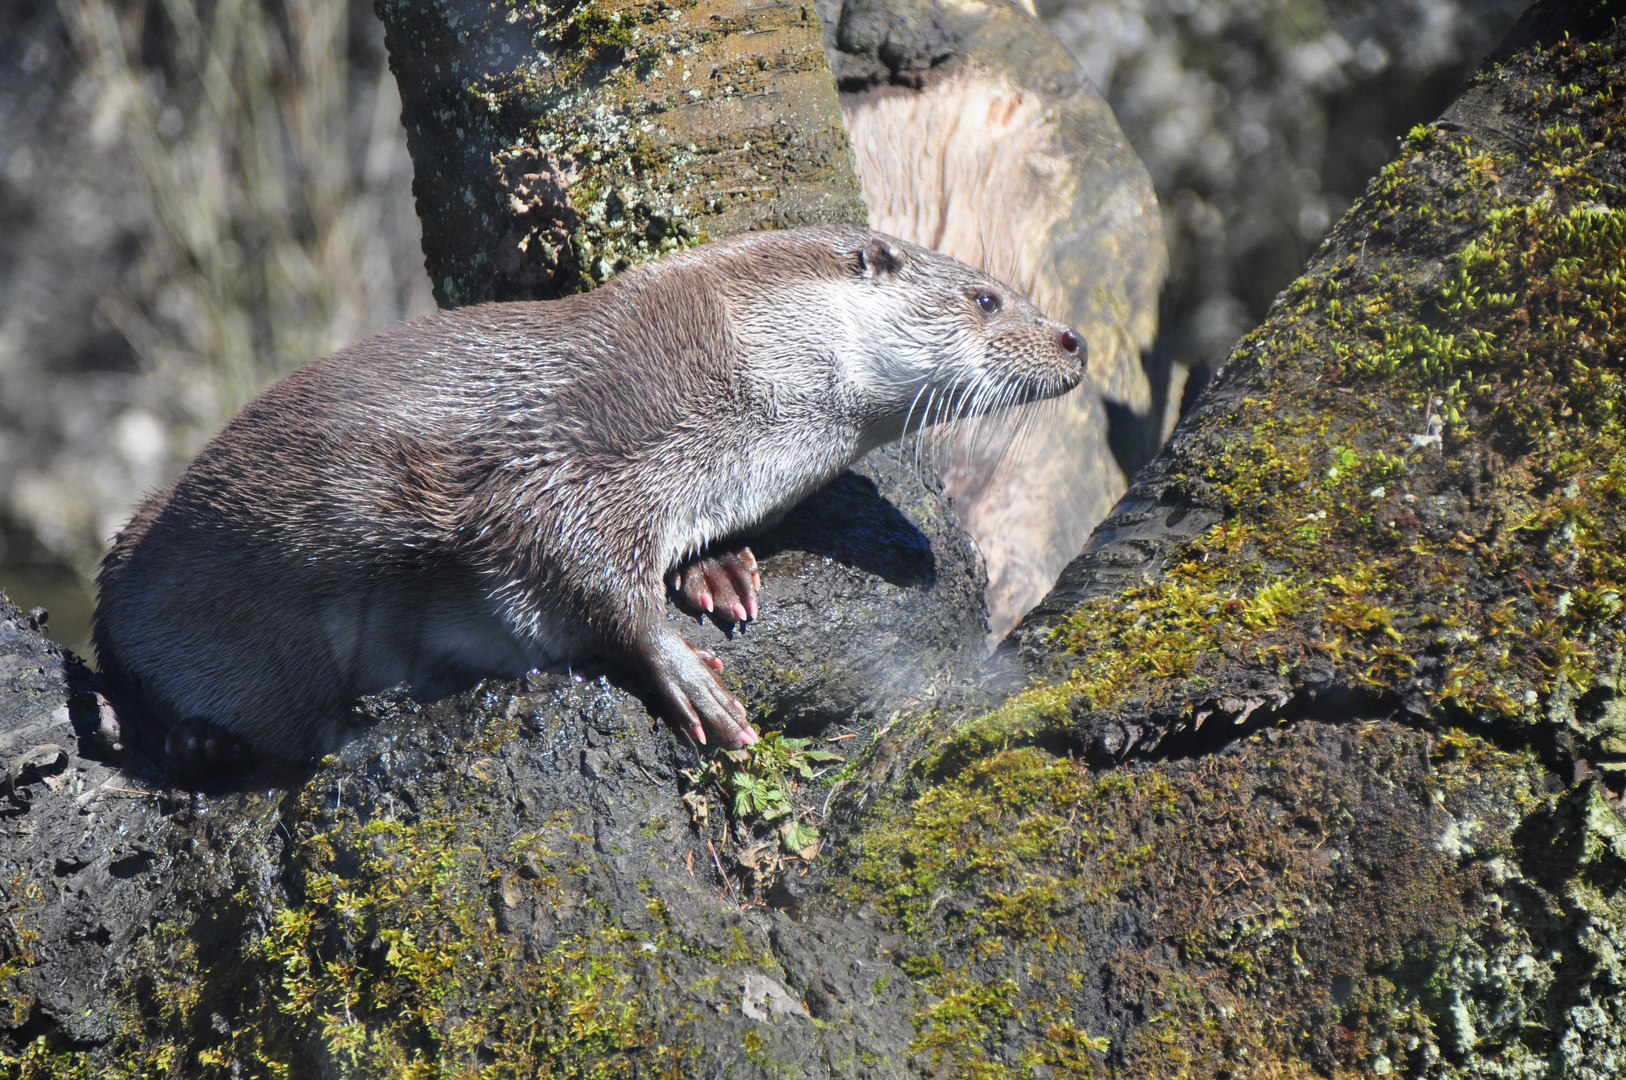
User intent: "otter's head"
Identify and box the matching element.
[832,230,1085,447]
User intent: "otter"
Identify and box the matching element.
[93,226,1085,766]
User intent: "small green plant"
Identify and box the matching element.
[682,732,842,856]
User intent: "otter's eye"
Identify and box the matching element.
[976,293,1002,315]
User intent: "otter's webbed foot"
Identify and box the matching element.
[164,718,252,770]
[671,546,759,629]
[640,631,758,749]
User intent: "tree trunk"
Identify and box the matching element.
[374,0,867,306]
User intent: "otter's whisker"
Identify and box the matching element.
[979,388,1020,473]
[902,382,930,439]
[914,387,941,475]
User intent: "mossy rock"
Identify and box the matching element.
[817,1,1626,1075]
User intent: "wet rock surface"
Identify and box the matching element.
[0,443,981,1075]
[0,600,283,1050]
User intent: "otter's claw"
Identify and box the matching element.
[642,632,758,749]
[164,717,252,770]
[672,546,760,628]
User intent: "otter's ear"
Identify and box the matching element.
[856,235,905,279]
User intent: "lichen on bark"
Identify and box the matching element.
[374,0,866,306]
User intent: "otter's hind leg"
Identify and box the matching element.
[164,717,252,769]
[671,546,760,628]
[636,629,758,749]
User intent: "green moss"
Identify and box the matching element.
[0,1040,99,1080]
[0,874,43,1028]
[1112,968,1324,1080]
[911,37,1626,770]
[243,769,699,1078]
[900,967,1120,1079]
[841,747,1173,946]
[563,9,637,61]
[844,714,1564,1076]
[908,975,1021,1079]
[918,684,1075,779]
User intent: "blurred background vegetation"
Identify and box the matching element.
[1041,0,1527,393]
[0,0,1528,658]
[0,0,434,653]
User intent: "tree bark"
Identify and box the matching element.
[374,0,867,306]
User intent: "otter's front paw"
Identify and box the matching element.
[164,717,252,770]
[671,546,759,628]
[641,632,758,748]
